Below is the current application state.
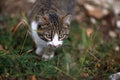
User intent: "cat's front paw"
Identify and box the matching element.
[35,47,43,56]
[42,53,54,61]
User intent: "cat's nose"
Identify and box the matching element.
[55,44,62,48]
[48,44,62,48]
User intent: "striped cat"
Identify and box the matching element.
[27,0,76,60]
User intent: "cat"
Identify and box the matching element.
[27,0,76,61]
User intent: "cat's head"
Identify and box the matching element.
[36,13,72,47]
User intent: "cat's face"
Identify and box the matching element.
[36,13,72,47]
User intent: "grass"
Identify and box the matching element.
[0,15,120,80]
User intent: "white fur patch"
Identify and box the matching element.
[48,34,63,47]
[31,21,40,43]
[31,21,47,46]
[42,53,54,61]
[35,47,42,55]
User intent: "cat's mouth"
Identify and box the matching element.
[47,42,63,48]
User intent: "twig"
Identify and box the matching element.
[87,47,100,62]
[19,31,29,55]
[12,20,24,35]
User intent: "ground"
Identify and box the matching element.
[0,0,120,80]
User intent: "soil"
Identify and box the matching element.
[0,0,33,16]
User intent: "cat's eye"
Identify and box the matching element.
[46,34,51,37]
[43,25,48,28]
[38,24,48,30]
[44,34,52,41]
[59,34,66,40]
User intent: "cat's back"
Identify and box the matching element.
[53,0,76,14]
[33,0,76,14]
[27,0,76,21]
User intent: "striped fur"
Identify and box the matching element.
[28,0,75,60]
[37,13,70,42]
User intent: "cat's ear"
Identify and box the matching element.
[36,15,48,25]
[62,14,72,25]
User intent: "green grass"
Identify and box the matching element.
[0,15,120,80]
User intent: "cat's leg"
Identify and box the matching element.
[42,51,55,61]
[42,47,55,61]
[35,46,43,56]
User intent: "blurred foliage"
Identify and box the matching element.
[0,15,120,80]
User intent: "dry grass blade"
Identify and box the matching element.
[87,47,100,62]
[12,13,30,35]
[12,20,24,35]
[19,31,29,55]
